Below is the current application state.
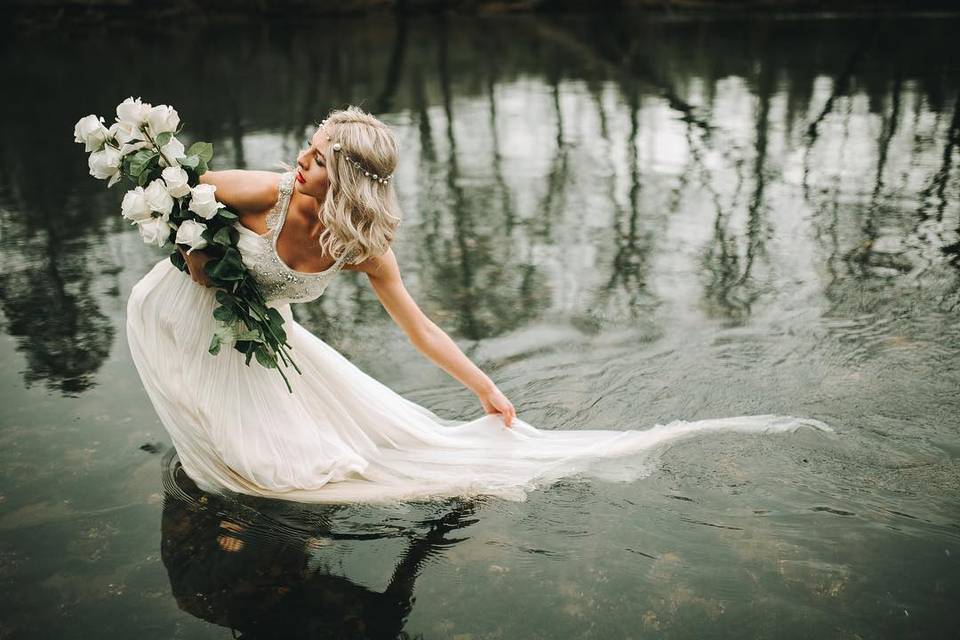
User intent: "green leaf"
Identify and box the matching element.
[155,131,173,147]
[181,155,200,169]
[234,329,265,343]
[215,294,242,316]
[212,226,233,247]
[213,305,237,323]
[200,226,217,245]
[129,150,156,177]
[136,154,162,186]
[187,142,214,163]
[266,307,284,325]
[237,340,256,366]
[206,247,245,282]
[170,250,187,272]
[255,347,278,369]
[217,209,238,221]
[208,333,222,355]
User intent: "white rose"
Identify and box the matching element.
[110,120,143,145]
[161,166,191,197]
[136,217,170,248]
[116,96,152,128]
[146,105,180,136]
[73,114,107,152]
[159,136,185,167]
[175,219,208,254]
[117,138,151,157]
[188,183,226,220]
[121,186,153,223]
[88,146,122,183]
[144,179,174,216]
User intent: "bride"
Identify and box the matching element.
[126,105,828,505]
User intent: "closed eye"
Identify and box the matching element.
[304,138,324,165]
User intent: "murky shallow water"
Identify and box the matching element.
[1,10,958,639]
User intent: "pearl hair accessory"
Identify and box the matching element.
[319,118,394,185]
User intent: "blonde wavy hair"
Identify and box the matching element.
[280,105,402,264]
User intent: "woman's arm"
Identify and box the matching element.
[179,169,280,286]
[177,244,215,287]
[358,248,517,427]
[198,169,279,215]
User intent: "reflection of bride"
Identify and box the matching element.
[160,449,476,639]
[127,105,829,505]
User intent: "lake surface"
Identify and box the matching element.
[1,9,958,639]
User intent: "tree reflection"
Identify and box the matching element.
[161,449,479,639]
[413,13,549,343]
[588,81,658,330]
[0,237,114,395]
[0,157,116,395]
[2,11,959,395]
[929,94,960,265]
[691,29,781,322]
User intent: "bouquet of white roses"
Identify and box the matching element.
[74,96,302,392]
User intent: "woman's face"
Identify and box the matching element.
[295,125,331,199]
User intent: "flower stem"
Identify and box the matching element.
[140,124,175,167]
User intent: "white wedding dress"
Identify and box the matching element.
[126,170,830,504]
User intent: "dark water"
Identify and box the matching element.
[1,10,959,639]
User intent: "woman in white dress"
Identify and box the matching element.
[126,106,828,505]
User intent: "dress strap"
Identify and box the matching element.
[339,248,360,268]
[265,171,296,233]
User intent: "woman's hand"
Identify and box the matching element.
[177,245,215,288]
[477,386,517,428]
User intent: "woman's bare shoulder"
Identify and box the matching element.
[198,169,282,215]
[343,246,397,276]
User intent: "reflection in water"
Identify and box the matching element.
[590,80,660,331]
[0,197,116,395]
[418,13,551,342]
[161,449,478,639]
[0,13,955,391]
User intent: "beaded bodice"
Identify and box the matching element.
[233,171,354,305]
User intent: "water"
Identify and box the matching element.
[1,9,958,639]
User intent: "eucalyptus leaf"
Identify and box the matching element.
[187,142,214,163]
[128,149,154,177]
[208,333,222,355]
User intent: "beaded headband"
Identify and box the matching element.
[320,118,394,185]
